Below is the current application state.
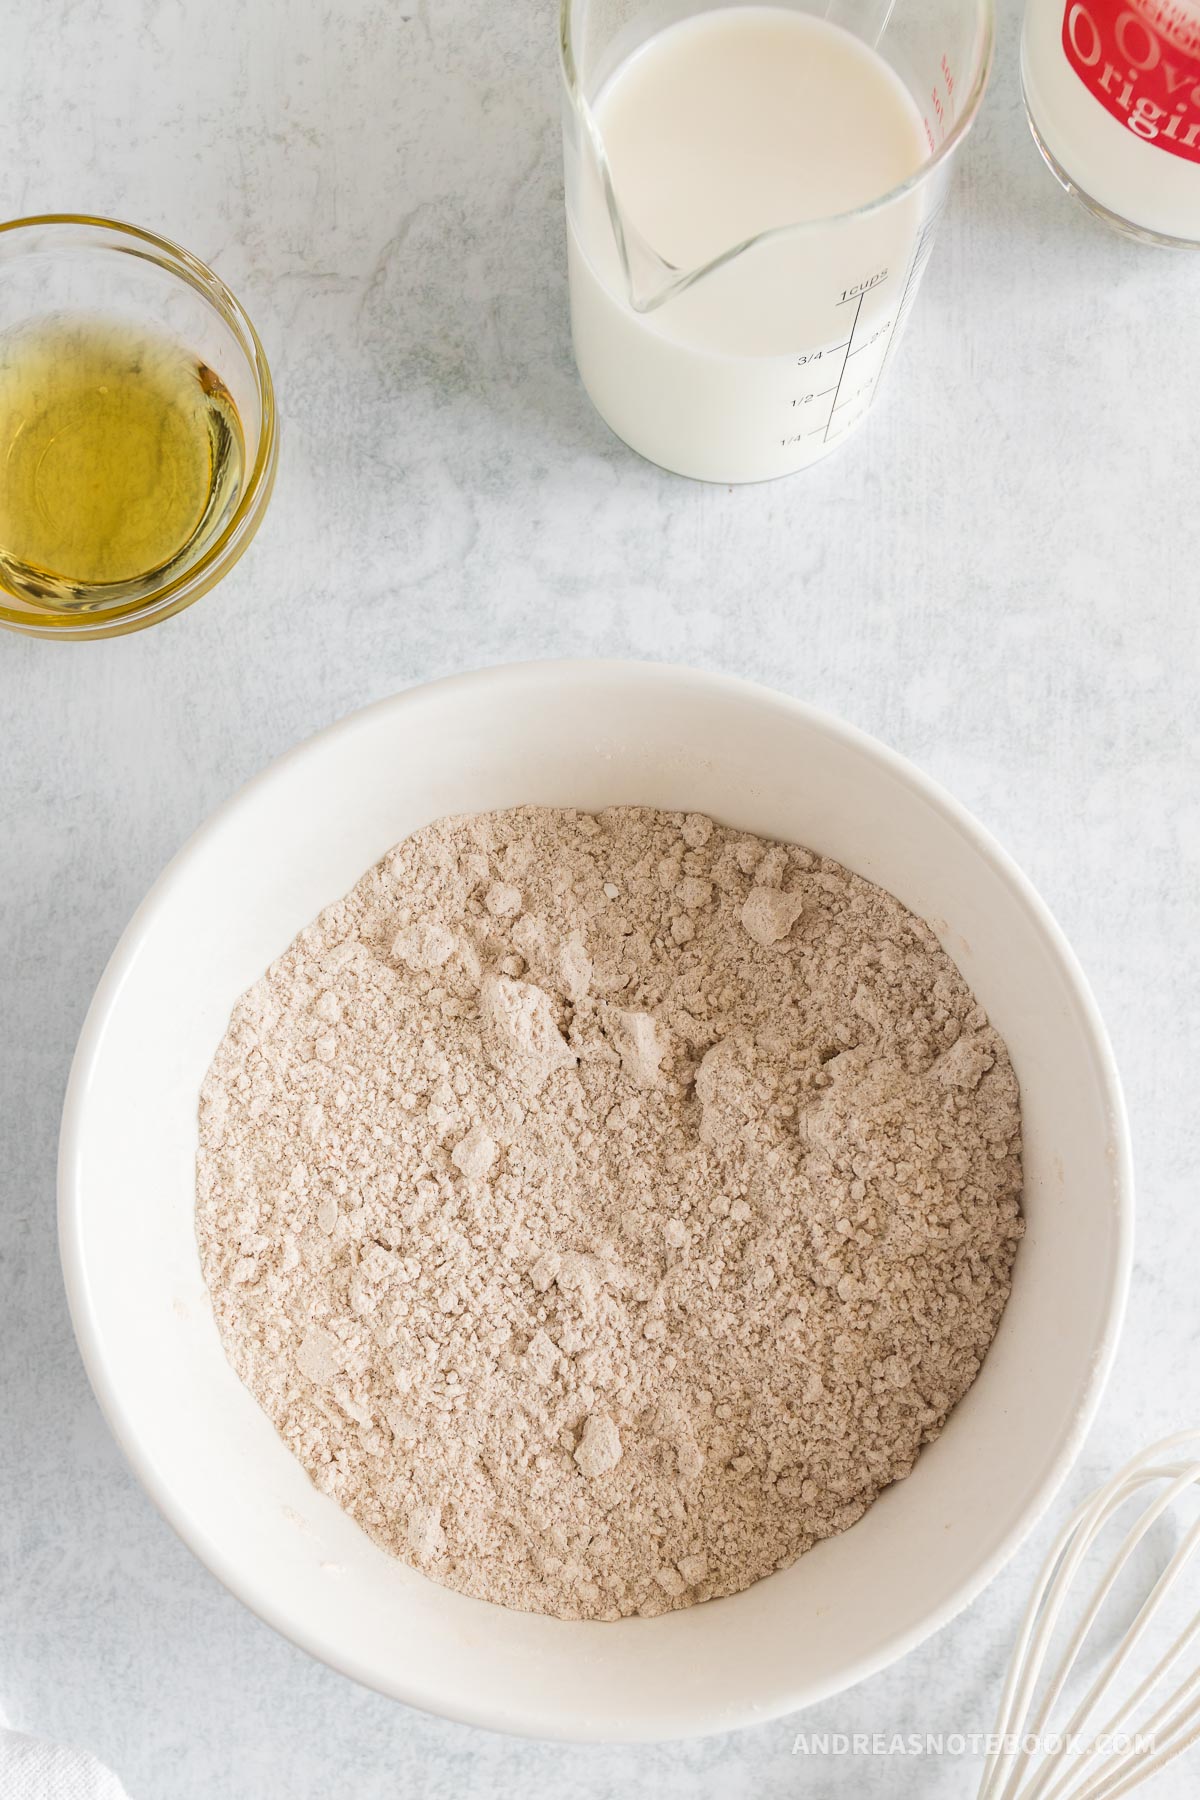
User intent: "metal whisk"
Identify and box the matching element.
[978,1430,1200,1800]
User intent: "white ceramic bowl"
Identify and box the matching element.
[59,661,1132,1742]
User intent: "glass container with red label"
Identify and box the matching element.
[1022,0,1200,241]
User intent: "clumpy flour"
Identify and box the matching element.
[197,806,1022,1620]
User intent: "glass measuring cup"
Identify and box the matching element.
[560,0,994,482]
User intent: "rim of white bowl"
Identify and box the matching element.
[58,659,1134,1742]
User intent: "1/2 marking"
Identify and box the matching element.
[791,385,838,406]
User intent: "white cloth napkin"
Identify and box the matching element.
[0,1713,132,1800]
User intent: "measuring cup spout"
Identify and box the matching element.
[560,0,729,313]
[578,88,821,315]
[607,193,682,313]
[572,94,683,312]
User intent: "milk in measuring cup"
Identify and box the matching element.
[566,6,934,481]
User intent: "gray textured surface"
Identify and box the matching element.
[2,0,1199,1794]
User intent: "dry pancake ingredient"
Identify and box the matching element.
[197,805,1022,1620]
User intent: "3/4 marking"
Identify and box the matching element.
[797,342,848,365]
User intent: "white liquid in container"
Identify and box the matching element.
[1022,0,1200,242]
[566,6,933,482]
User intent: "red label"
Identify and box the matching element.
[1062,0,1200,160]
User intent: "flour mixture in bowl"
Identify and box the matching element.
[196,805,1022,1621]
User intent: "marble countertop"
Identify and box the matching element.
[3,0,1199,1794]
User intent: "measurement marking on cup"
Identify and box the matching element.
[783,268,897,451]
[832,379,872,413]
[836,268,888,304]
[822,292,863,444]
[867,199,945,413]
[790,384,840,409]
[846,320,892,358]
[824,406,868,444]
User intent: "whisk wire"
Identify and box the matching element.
[1026,1495,1200,1800]
[982,1476,1154,1800]
[1044,1521,1200,1800]
[1079,1685,1200,1800]
[978,1431,1200,1800]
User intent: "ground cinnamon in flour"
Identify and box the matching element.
[197,806,1022,1621]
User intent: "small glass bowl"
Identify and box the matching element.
[0,215,278,640]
